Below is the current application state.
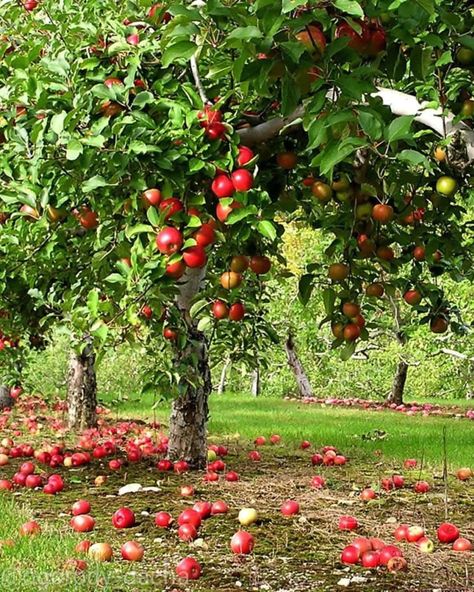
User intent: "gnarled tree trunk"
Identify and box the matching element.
[387,361,408,405]
[251,367,260,397]
[167,266,212,469]
[0,385,14,410]
[67,339,97,430]
[285,332,313,398]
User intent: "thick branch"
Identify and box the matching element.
[237,88,474,161]
[176,265,207,317]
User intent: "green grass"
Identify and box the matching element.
[102,392,474,468]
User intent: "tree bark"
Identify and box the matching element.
[167,266,212,469]
[387,360,409,405]
[217,356,231,395]
[285,332,313,398]
[67,339,97,431]
[0,385,14,410]
[251,367,260,397]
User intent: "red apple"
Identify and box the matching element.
[231,169,253,192]
[112,507,135,529]
[361,550,380,568]
[175,556,201,580]
[70,515,95,533]
[72,500,91,516]
[142,188,161,207]
[0,479,13,490]
[174,460,189,474]
[270,434,281,445]
[341,545,360,564]
[456,467,472,481]
[248,450,261,461]
[230,530,254,554]
[437,522,460,544]
[20,461,35,475]
[211,175,235,198]
[159,197,184,220]
[403,458,417,469]
[183,245,207,268]
[178,523,198,542]
[280,500,300,516]
[300,440,311,450]
[75,540,92,554]
[155,512,173,528]
[338,515,358,531]
[392,475,404,488]
[155,226,183,255]
[360,488,376,501]
[19,521,41,536]
[351,537,372,555]
[406,525,424,543]
[379,545,403,565]
[237,146,254,166]
[310,475,326,489]
[225,471,239,482]
[211,500,229,515]
[452,537,472,552]
[178,509,201,529]
[414,481,430,493]
[393,524,410,542]
[156,459,173,472]
[193,501,212,519]
[254,436,266,446]
[311,453,323,465]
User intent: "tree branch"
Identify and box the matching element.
[190,55,210,106]
[237,88,474,162]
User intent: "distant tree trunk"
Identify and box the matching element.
[67,338,97,430]
[251,367,260,397]
[387,361,408,405]
[285,332,313,398]
[386,295,408,405]
[0,385,14,410]
[217,356,231,395]
[167,266,212,469]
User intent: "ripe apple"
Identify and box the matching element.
[25,474,42,488]
[437,522,460,544]
[231,169,253,192]
[112,507,135,529]
[178,509,201,529]
[225,471,239,482]
[216,200,242,223]
[20,461,35,475]
[0,479,13,490]
[163,327,178,340]
[230,530,254,554]
[311,453,323,465]
[174,460,189,474]
[417,537,434,553]
[414,481,430,493]
[360,488,376,501]
[343,323,360,342]
[229,302,245,321]
[452,537,472,552]
[249,255,271,275]
[406,525,424,543]
[379,545,402,565]
[280,500,300,516]
[456,467,472,481]
[19,521,41,536]
[341,545,360,564]
[237,146,254,166]
[328,263,349,281]
[310,475,326,489]
[312,181,333,202]
[155,226,183,255]
[413,246,426,261]
[270,434,281,445]
[254,436,266,446]
[393,524,409,541]
[166,259,186,279]
[211,500,229,515]
[0,453,9,466]
[180,485,195,498]
[365,283,384,297]
[338,515,358,531]
[238,507,258,526]
[372,204,393,224]
[403,290,422,306]
[295,25,326,57]
[392,475,404,489]
[75,540,92,554]
[155,512,173,528]
[403,459,417,469]
[230,255,249,273]
[220,271,242,290]
[361,550,380,568]
[276,151,297,169]
[248,450,261,461]
[156,459,173,472]
[71,515,95,533]
[193,501,212,519]
[211,174,235,198]
[178,523,198,542]
[64,558,87,572]
[109,459,122,471]
[142,188,161,207]
[72,500,91,516]
[159,197,184,220]
[88,543,113,562]
[351,537,372,555]
[194,222,215,247]
[175,556,201,580]
[183,245,207,268]
[430,317,448,333]
[376,245,395,260]
[300,440,311,450]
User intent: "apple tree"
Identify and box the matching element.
[0,0,473,466]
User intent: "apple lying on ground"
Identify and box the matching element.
[121,541,144,561]
[155,512,173,528]
[414,481,430,493]
[361,550,380,568]
[75,540,92,554]
[452,537,472,551]
[406,525,424,543]
[70,515,95,533]
[394,524,410,541]
[211,500,229,515]
[230,531,254,554]
[360,488,376,501]
[238,508,258,526]
[175,556,201,580]
[379,545,403,565]
[456,467,472,481]
[71,500,91,516]
[19,521,41,536]
[341,545,359,564]
[437,523,460,544]
[178,509,202,529]
[280,500,300,516]
[338,515,358,530]
[112,507,135,529]
[417,537,434,553]
[88,543,113,562]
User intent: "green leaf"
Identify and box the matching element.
[66,139,83,161]
[386,116,414,143]
[87,290,99,316]
[146,207,160,227]
[333,0,364,17]
[458,36,474,51]
[50,111,67,135]
[322,288,336,316]
[340,340,356,361]
[82,175,109,193]
[227,27,263,42]
[282,0,306,13]
[298,274,314,305]
[397,149,428,166]
[414,0,434,15]
[91,323,108,343]
[312,137,367,175]
[410,46,432,81]
[257,220,277,241]
[125,224,155,239]
[281,74,299,116]
[104,273,126,284]
[189,299,208,319]
[132,91,155,108]
[358,109,383,140]
[197,316,212,332]
[162,41,196,68]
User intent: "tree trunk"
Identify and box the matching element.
[251,367,260,397]
[0,385,14,410]
[167,266,212,469]
[387,361,408,405]
[67,339,97,431]
[217,356,231,395]
[285,332,313,398]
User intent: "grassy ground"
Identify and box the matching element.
[104,392,474,467]
[0,393,473,591]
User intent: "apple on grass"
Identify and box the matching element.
[341,545,360,564]
[238,508,258,526]
[19,521,41,536]
[452,538,472,552]
[88,543,113,562]
[178,509,202,529]
[417,537,434,553]
[211,500,229,515]
[338,515,358,531]
[112,507,135,529]
[175,557,201,580]
[230,531,254,555]
[406,526,424,543]
[71,499,91,516]
[155,512,173,528]
[70,515,95,533]
[280,500,300,516]
[437,522,460,544]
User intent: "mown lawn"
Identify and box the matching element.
[105,392,474,468]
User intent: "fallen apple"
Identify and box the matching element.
[238,507,258,526]
[230,530,254,554]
